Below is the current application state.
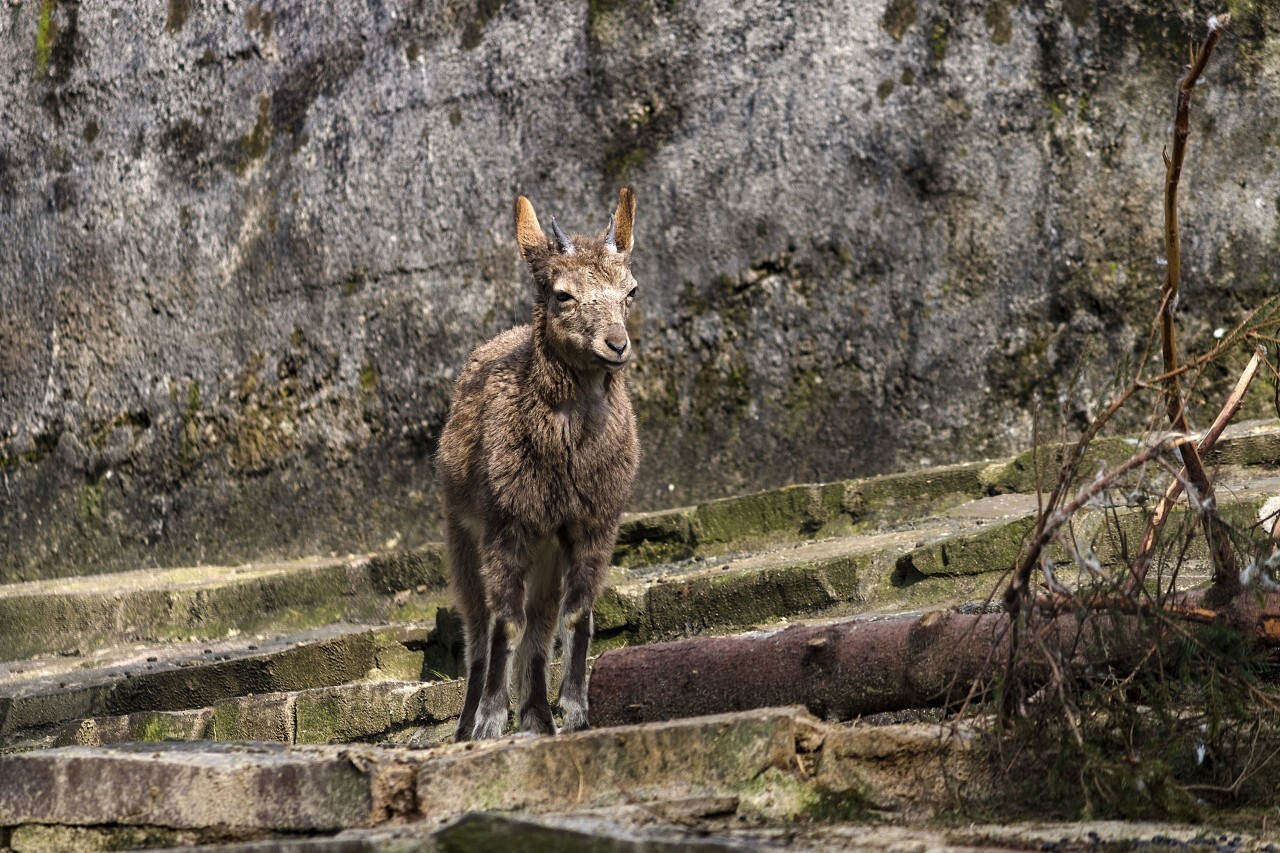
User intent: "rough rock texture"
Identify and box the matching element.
[2,0,1279,578]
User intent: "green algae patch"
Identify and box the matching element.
[898,517,1037,578]
[33,0,56,77]
[614,508,697,567]
[981,436,1143,495]
[693,484,838,547]
[367,544,447,593]
[640,552,865,643]
[842,462,990,531]
[131,709,212,743]
[212,693,295,743]
[614,463,987,569]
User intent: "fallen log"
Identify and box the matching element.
[590,610,1063,727]
[589,590,1280,728]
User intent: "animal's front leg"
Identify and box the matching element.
[472,616,518,740]
[514,553,561,735]
[557,530,612,733]
[473,545,527,740]
[558,609,594,732]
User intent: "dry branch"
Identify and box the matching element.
[1158,14,1235,591]
[1127,348,1264,594]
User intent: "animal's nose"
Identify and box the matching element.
[605,331,628,356]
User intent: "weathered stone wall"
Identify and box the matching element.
[2,0,1278,579]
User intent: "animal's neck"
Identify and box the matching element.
[530,308,612,408]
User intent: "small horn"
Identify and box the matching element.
[604,213,618,253]
[549,216,575,255]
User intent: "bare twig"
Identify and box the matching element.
[1005,435,1194,614]
[1127,348,1264,594]
[1159,13,1235,591]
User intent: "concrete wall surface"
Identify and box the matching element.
[2,0,1277,578]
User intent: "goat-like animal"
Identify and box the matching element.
[436,188,641,740]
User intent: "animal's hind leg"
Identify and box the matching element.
[514,544,561,735]
[447,519,488,743]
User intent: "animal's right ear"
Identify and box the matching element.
[515,196,547,263]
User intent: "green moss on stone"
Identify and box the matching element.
[693,484,840,547]
[78,479,103,526]
[843,462,988,530]
[929,18,950,61]
[10,825,201,853]
[898,517,1037,578]
[614,463,988,570]
[131,710,209,743]
[359,361,379,396]
[375,639,426,681]
[641,555,863,642]
[981,435,1144,495]
[212,694,294,743]
[1210,426,1280,466]
[34,0,56,76]
[238,95,273,171]
[613,509,696,567]
[591,585,640,634]
[984,2,1012,44]
[367,545,448,593]
[881,0,917,41]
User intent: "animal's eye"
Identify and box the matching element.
[554,291,573,303]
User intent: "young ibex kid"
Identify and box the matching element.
[436,188,641,741]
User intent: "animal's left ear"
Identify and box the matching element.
[603,186,636,255]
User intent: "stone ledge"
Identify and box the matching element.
[0,625,420,746]
[0,708,832,839]
[0,741,375,832]
[0,547,446,663]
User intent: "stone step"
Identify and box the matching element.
[53,678,468,752]
[0,707,846,845]
[978,419,1280,496]
[6,465,1277,755]
[0,624,436,750]
[2,706,1276,852]
[19,475,1280,751]
[2,420,1274,678]
[0,548,447,663]
[144,815,755,853]
[124,813,1280,853]
[612,419,1280,567]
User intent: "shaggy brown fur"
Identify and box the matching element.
[436,188,641,740]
